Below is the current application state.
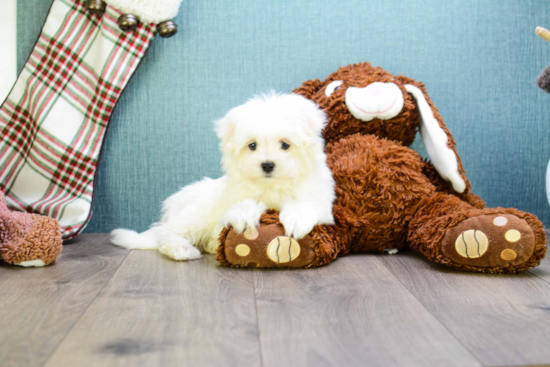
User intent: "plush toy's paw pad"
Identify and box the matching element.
[243,227,258,240]
[13,259,47,267]
[224,224,316,268]
[266,236,301,264]
[454,230,489,258]
[442,214,535,268]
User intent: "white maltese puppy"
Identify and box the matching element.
[111,92,335,260]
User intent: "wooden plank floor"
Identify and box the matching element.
[1,233,549,367]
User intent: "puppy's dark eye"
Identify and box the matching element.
[248,142,257,151]
[281,142,290,150]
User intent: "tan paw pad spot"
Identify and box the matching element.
[243,227,258,240]
[455,230,489,258]
[267,236,300,263]
[493,216,508,226]
[501,249,517,261]
[504,229,521,242]
[235,244,251,256]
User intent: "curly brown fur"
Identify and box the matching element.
[326,134,436,252]
[216,227,233,267]
[294,63,420,146]
[408,193,546,273]
[294,62,473,197]
[421,160,485,209]
[216,210,343,268]
[216,210,291,267]
[0,192,62,266]
[308,63,546,272]
[218,62,546,274]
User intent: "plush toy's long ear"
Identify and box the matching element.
[404,84,469,194]
[293,79,324,100]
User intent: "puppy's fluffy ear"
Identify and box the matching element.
[293,94,327,139]
[214,112,237,151]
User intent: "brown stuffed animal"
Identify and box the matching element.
[217,62,547,273]
[0,191,62,267]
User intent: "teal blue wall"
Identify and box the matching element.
[18,0,550,232]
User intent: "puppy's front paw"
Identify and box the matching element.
[280,204,318,240]
[159,243,201,261]
[221,199,267,236]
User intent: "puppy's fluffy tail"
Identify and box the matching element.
[110,228,158,250]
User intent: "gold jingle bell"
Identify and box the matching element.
[158,20,178,38]
[85,0,106,15]
[118,14,140,32]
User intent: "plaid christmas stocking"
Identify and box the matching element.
[0,0,181,239]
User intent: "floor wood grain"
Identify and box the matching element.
[528,229,550,284]
[379,251,550,367]
[529,258,550,284]
[253,254,481,367]
[44,250,262,367]
[0,234,129,367]
[1,233,549,367]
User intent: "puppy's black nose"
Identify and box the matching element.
[261,161,275,173]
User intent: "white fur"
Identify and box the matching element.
[104,0,182,24]
[111,93,336,261]
[405,85,466,193]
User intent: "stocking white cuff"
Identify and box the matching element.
[104,0,182,23]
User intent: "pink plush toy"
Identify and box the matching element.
[0,192,62,267]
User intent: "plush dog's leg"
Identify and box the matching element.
[326,133,435,253]
[217,211,346,268]
[408,192,547,273]
[421,161,486,209]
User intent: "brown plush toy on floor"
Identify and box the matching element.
[0,191,62,267]
[217,62,547,273]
